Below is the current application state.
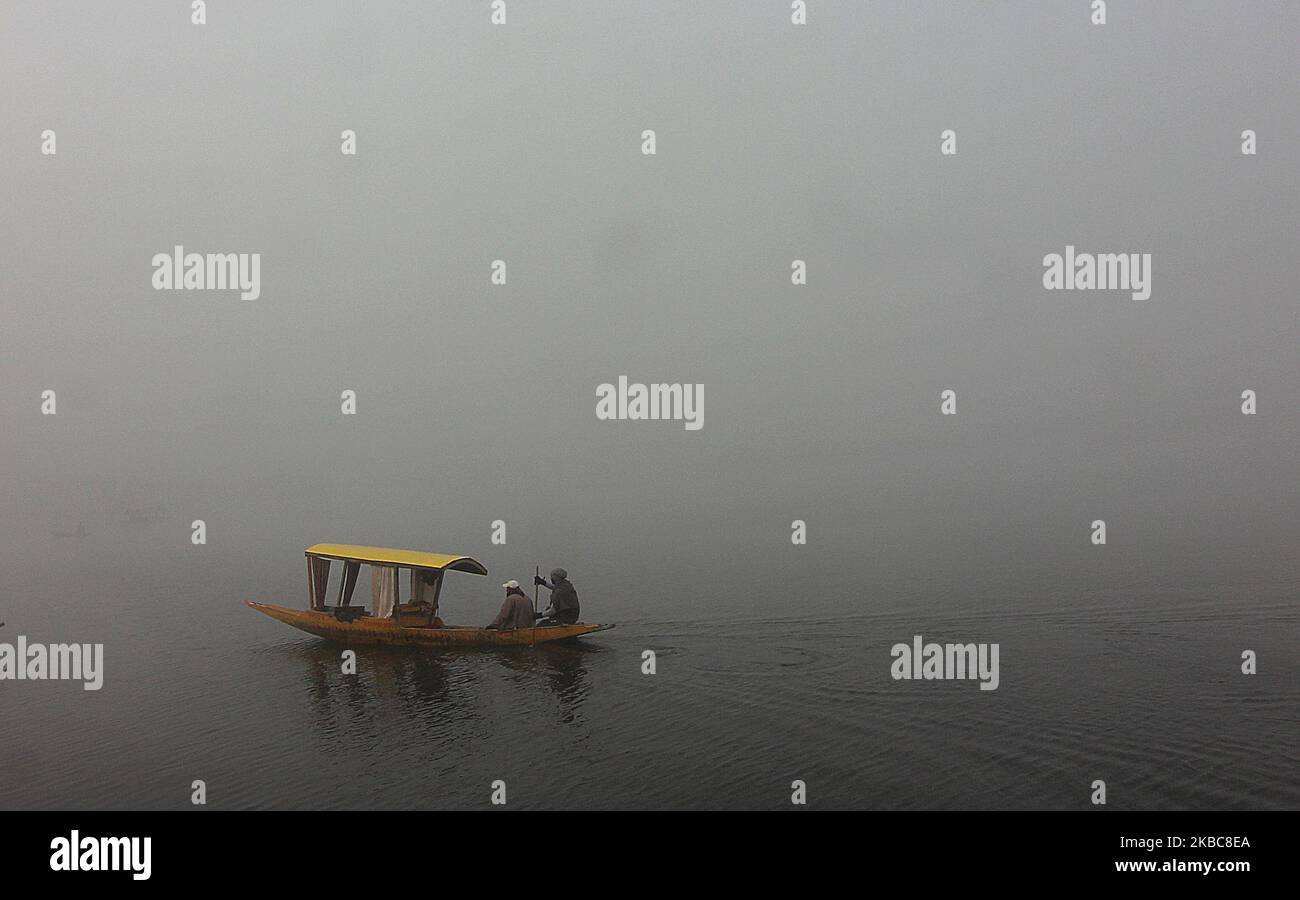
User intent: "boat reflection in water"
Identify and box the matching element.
[495,641,597,724]
[281,637,601,782]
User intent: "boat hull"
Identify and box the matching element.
[246,601,613,647]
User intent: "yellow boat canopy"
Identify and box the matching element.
[305,543,488,575]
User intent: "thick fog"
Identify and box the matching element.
[3,2,1297,615]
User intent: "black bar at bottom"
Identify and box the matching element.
[8,810,1289,886]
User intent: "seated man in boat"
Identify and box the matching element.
[486,580,536,630]
[533,567,580,625]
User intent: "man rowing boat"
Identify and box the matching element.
[533,567,580,625]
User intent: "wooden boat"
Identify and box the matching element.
[247,543,614,647]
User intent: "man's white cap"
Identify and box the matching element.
[503,580,520,590]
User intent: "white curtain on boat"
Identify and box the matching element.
[371,565,397,618]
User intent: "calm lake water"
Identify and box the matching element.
[2,512,1296,810]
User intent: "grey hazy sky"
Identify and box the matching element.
[3,2,1297,601]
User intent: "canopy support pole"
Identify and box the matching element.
[431,572,444,620]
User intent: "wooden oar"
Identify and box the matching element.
[532,565,539,646]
